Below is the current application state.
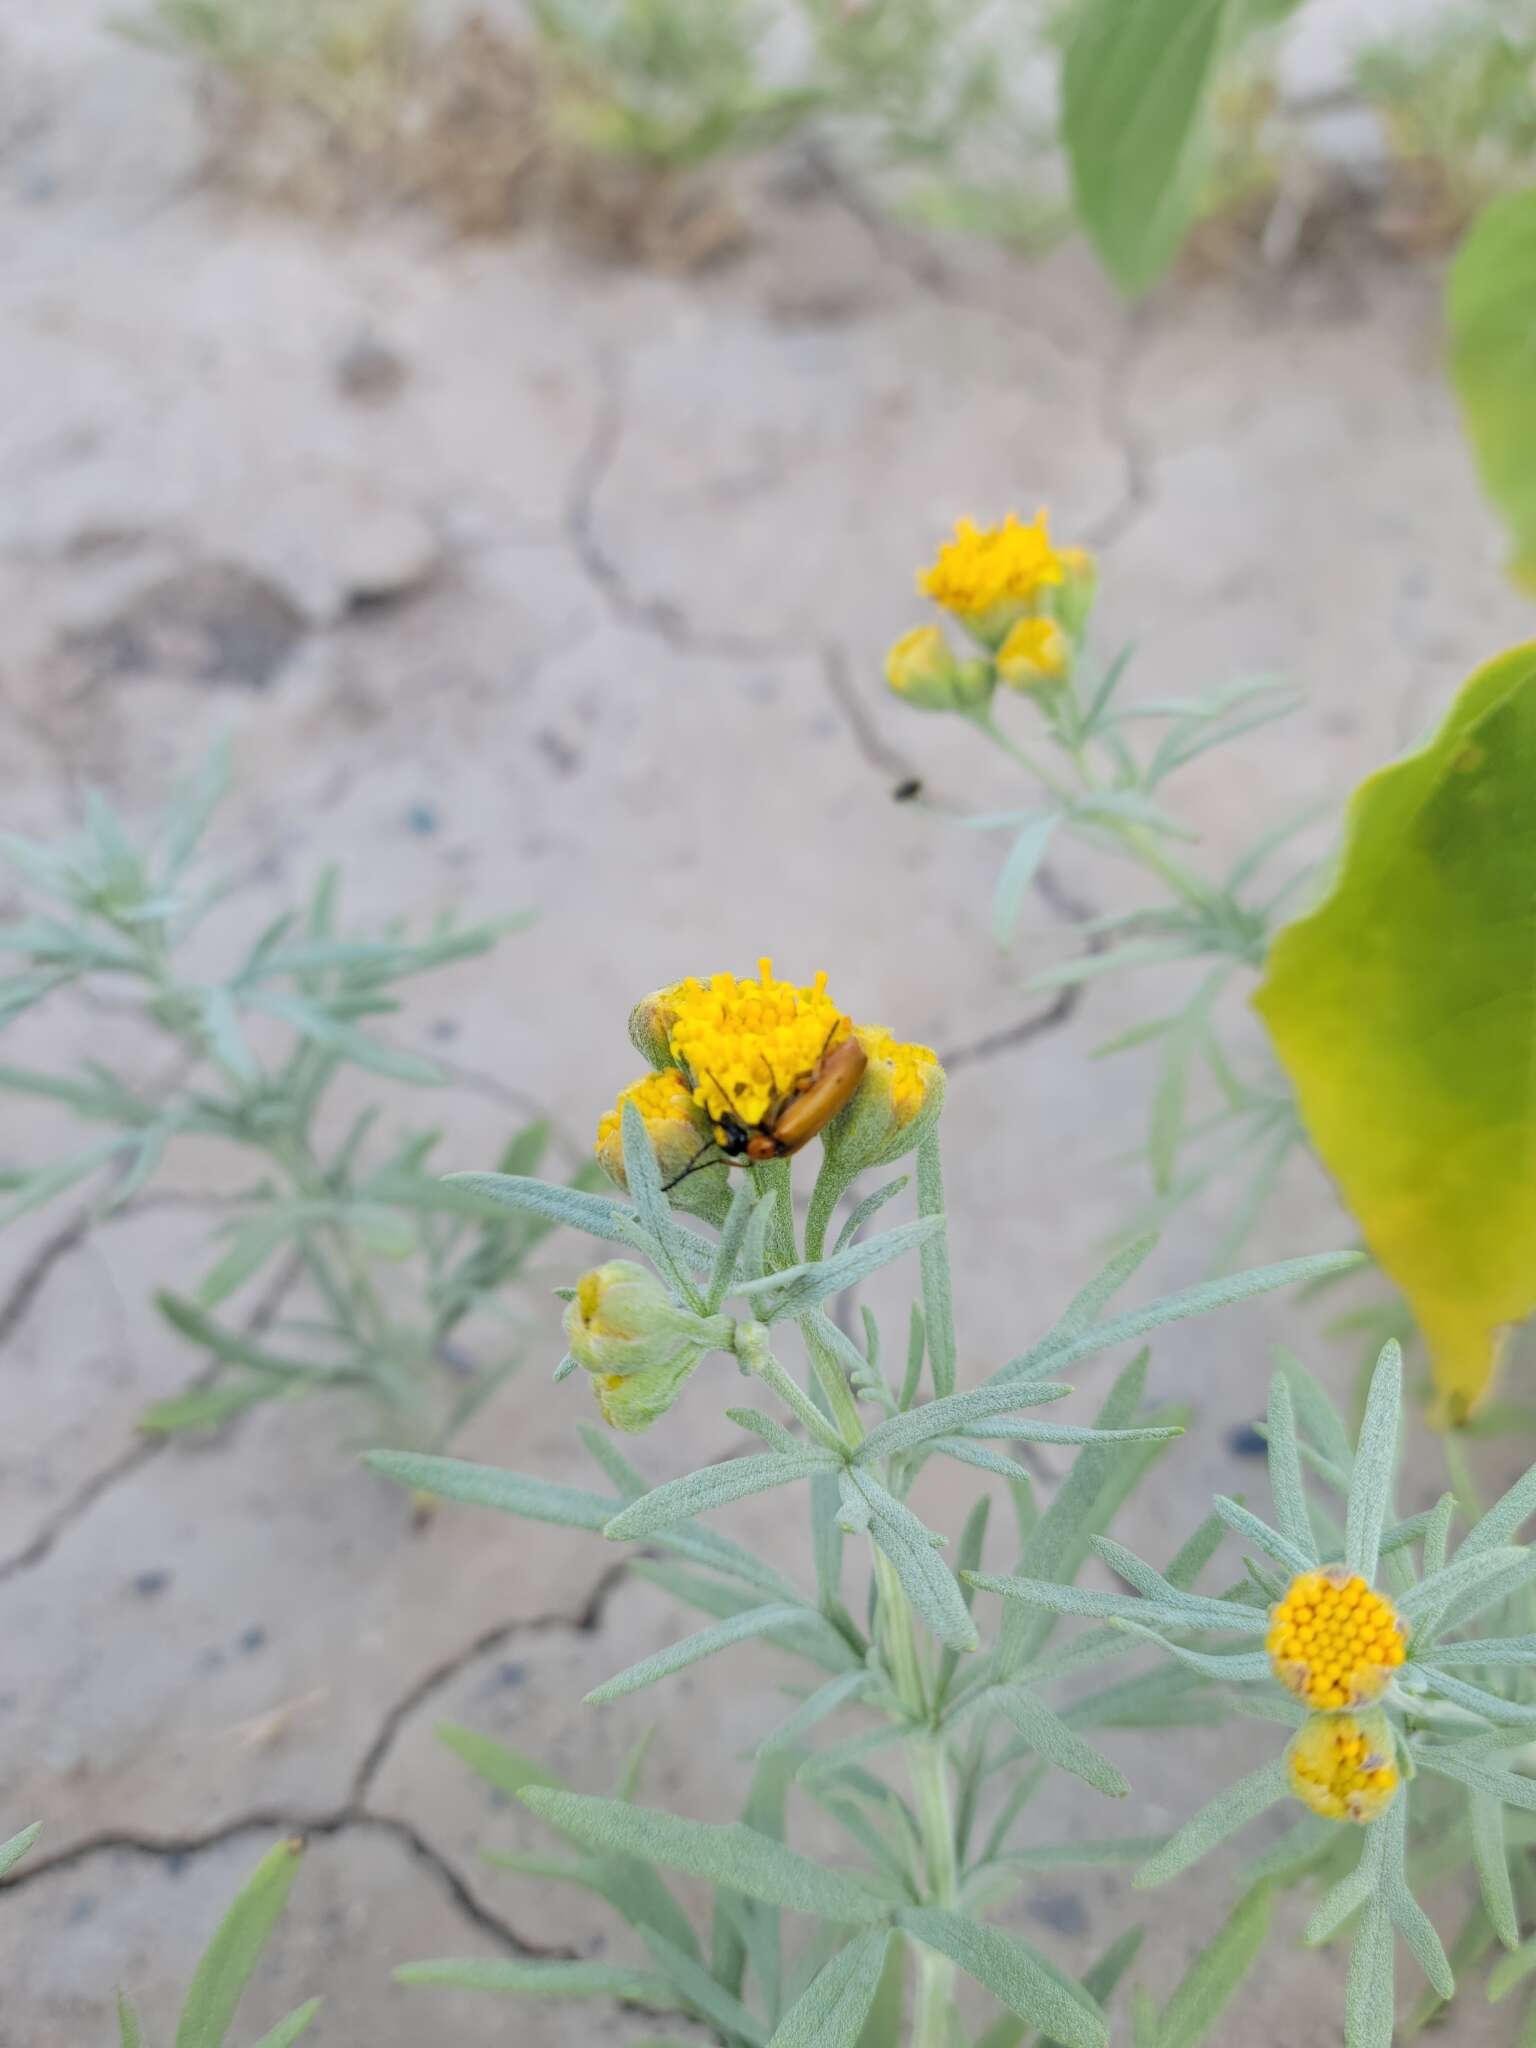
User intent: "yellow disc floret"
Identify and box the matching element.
[1266,1568,1407,1711]
[664,958,852,1138]
[1287,1712,1400,1824]
[918,512,1066,622]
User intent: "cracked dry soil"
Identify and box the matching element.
[3,5,1536,2043]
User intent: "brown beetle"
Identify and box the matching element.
[714,1032,869,1163]
[664,1030,869,1190]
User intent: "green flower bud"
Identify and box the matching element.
[627,987,678,1069]
[594,1352,703,1433]
[595,1069,729,1224]
[996,615,1072,692]
[819,1025,947,1178]
[1049,545,1098,641]
[563,1260,731,1379]
[884,627,994,714]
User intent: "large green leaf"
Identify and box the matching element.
[1061,0,1236,293]
[1448,190,1536,593]
[1255,644,1536,1418]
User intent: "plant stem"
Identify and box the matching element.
[875,1547,960,2046]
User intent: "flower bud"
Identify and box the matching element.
[627,987,680,1069]
[593,1354,701,1433]
[595,1069,728,1222]
[1286,1711,1399,1825]
[1050,545,1098,641]
[819,1025,946,1176]
[884,627,993,714]
[996,616,1072,691]
[563,1260,731,1379]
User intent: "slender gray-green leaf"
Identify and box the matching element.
[366,1451,611,1530]
[1417,1745,1536,1814]
[395,1958,674,2000]
[1471,1790,1519,1950]
[709,1179,770,1310]
[116,1995,144,2048]
[1414,1665,1536,1728]
[897,1908,1106,2048]
[759,1672,871,1757]
[605,1453,838,1544]
[0,1822,40,1877]
[968,1573,1263,1636]
[1431,1632,1536,1668]
[852,1470,979,1652]
[175,1838,305,2048]
[1135,1762,1290,1887]
[915,1130,957,1399]
[991,1685,1128,1798]
[247,2004,321,2048]
[1051,1235,1160,1343]
[1346,1891,1396,2048]
[1154,1882,1273,2048]
[198,984,260,1084]
[518,1790,889,1924]
[833,1177,910,1258]
[994,814,1060,945]
[639,1926,767,2046]
[1212,1496,1311,1576]
[996,1253,1364,1386]
[739,1217,942,1320]
[1344,1342,1401,1580]
[438,1723,564,1798]
[1266,1372,1314,1561]
[242,990,441,1085]
[1461,1464,1536,1563]
[444,1171,715,1270]
[586,1604,843,1704]
[1391,1878,1453,2002]
[1399,1544,1531,1632]
[766,1928,890,2048]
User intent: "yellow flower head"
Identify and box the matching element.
[996,616,1072,691]
[1287,1711,1400,1824]
[664,958,852,1139]
[595,1068,715,1190]
[1266,1568,1407,1712]
[918,512,1066,644]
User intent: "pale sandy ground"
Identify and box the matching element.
[2,4,1535,2044]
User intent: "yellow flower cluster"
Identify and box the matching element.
[664,958,852,1137]
[1267,1569,1407,1711]
[1286,1712,1400,1825]
[918,511,1066,621]
[858,1024,940,1126]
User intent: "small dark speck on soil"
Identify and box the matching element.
[131,1570,172,1599]
[406,802,441,836]
[1227,1423,1268,1459]
[495,1660,527,1690]
[67,1896,97,1925]
[238,1626,268,1655]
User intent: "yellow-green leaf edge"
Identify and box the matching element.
[1255,642,1536,1422]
